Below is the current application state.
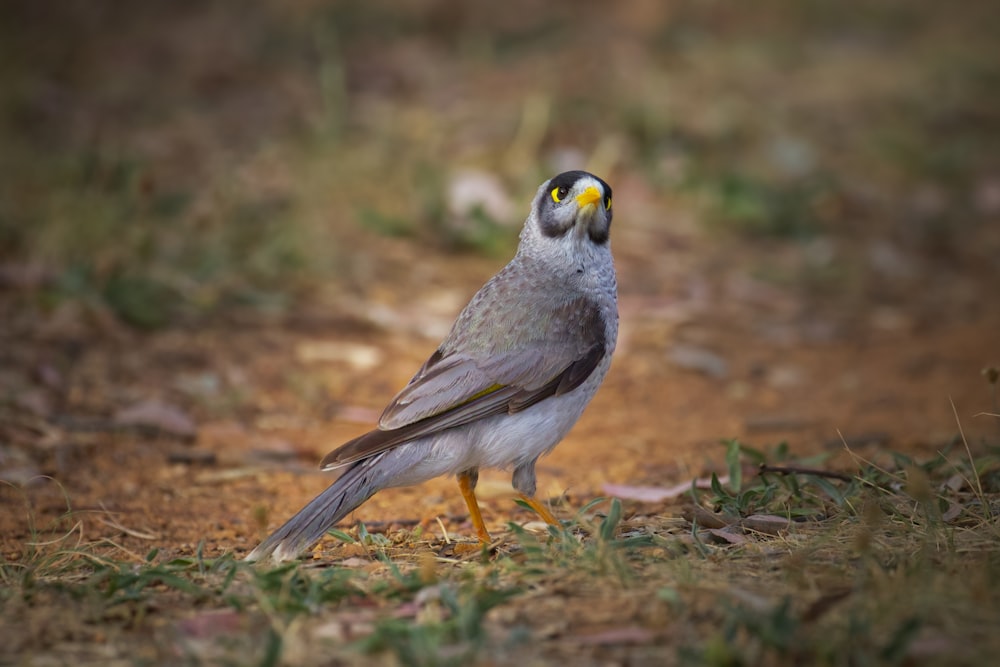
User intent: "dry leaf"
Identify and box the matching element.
[114,399,197,439]
[742,514,792,535]
[603,475,730,503]
[705,528,748,545]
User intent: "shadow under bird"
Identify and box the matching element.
[246,170,618,562]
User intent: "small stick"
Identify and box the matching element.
[758,464,854,482]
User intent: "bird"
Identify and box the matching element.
[246,170,618,562]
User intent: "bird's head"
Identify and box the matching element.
[527,170,613,247]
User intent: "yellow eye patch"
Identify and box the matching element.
[551,187,568,203]
[605,196,612,211]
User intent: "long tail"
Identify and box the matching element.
[245,457,384,563]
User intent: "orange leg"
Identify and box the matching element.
[458,471,492,544]
[518,494,561,527]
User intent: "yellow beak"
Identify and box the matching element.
[575,186,602,209]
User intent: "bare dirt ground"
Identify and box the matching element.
[3,236,997,563]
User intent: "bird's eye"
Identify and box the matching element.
[551,186,569,203]
[604,196,612,211]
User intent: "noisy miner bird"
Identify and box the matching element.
[246,170,617,562]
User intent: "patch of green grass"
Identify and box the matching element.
[4,432,1000,664]
[361,579,518,667]
[697,439,847,520]
[505,497,655,584]
[689,170,836,239]
[672,431,1000,666]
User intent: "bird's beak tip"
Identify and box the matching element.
[575,186,602,209]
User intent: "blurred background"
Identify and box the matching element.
[2,0,997,329]
[1,0,998,541]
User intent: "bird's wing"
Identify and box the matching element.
[380,347,551,428]
[319,329,607,470]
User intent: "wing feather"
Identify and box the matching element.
[320,341,604,469]
[319,295,611,470]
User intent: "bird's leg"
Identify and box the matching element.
[511,458,561,527]
[457,469,491,544]
[518,494,561,527]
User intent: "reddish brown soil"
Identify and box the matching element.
[3,237,996,562]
